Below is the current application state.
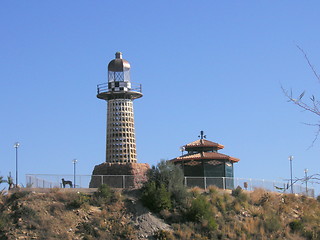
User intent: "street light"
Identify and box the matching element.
[288,155,294,194]
[304,168,308,195]
[14,142,20,188]
[179,146,185,156]
[72,159,77,188]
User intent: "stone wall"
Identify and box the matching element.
[89,162,150,188]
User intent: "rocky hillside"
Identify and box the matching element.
[0,186,320,240]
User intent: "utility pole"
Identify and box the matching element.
[288,155,294,194]
[14,142,20,187]
[72,159,77,188]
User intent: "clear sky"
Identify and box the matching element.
[1,1,320,194]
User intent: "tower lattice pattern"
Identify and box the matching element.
[106,99,137,163]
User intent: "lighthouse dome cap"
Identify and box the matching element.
[108,52,131,72]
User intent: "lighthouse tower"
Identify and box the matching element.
[97,52,142,163]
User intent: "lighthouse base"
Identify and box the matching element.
[89,162,150,188]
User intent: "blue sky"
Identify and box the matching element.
[1,1,320,194]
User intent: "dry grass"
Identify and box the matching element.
[0,189,137,240]
[169,187,320,240]
[1,187,320,239]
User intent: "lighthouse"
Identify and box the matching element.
[97,52,142,163]
[90,52,149,188]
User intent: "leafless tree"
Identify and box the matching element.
[282,46,320,190]
[282,46,320,146]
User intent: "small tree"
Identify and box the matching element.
[7,175,14,190]
[141,160,188,212]
[147,160,188,206]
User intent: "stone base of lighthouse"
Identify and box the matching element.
[89,163,150,188]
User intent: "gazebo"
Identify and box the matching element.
[170,131,240,189]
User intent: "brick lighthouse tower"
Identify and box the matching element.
[90,52,149,188]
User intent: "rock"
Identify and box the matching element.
[89,162,150,188]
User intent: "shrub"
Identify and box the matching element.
[264,215,281,233]
[76,222,99,238]
[232,186,248,203]
[187,195,211,222]
[49,202,65,215]
[147,160,188,207]
[91,184,115,206]
[7,191,31,203]
[0,213,9,232]
[67,193,90,209]
[141,181,172,212]
[289,220,303,233]
[154,229,174,240]
[208,185,219,195]
[94,184,113,200]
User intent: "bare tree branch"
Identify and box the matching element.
[296,45,320,83]
[282,46,320,145]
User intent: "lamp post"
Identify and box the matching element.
[14,142,20,187]
[288,155,294,194]
[179,146,185,156]
[72,159,77,188]
[304,168,308,195]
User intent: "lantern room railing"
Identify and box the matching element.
[97,83,142,95]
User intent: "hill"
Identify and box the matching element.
[0,186,320,240]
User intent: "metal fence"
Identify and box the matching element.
[25,174,315,197]
[185,177,315,197]
[25,174,146,189]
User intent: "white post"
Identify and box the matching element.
[222,177,225,190]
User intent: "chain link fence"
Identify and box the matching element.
[25,174,315,197]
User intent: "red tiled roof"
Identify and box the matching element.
[171,152,240,163]
[184,139,224,150]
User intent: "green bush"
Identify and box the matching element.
[67,193,90,209]
[147,160,188,207]
[141,181,172,212]
[264,215,281,232]
[186,195,217,231]
[289,220,303,233]
[141,160,188,213]
[91,184,115,206]
[94,184,113,199]
[232,186,248,203]
[187,195,211,222]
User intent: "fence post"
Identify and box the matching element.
[184,177,187,187]
[123,175,125,189]
[101,175,103,186]
[222,177,225,190]
[204,177,207,190]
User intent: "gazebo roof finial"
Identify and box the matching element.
[198,130,206,140]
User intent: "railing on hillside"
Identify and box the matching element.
[25,174,315,198]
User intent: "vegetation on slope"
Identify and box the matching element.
[1,164,320,240]
[141,161,320,240]
[0,185,137,240]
